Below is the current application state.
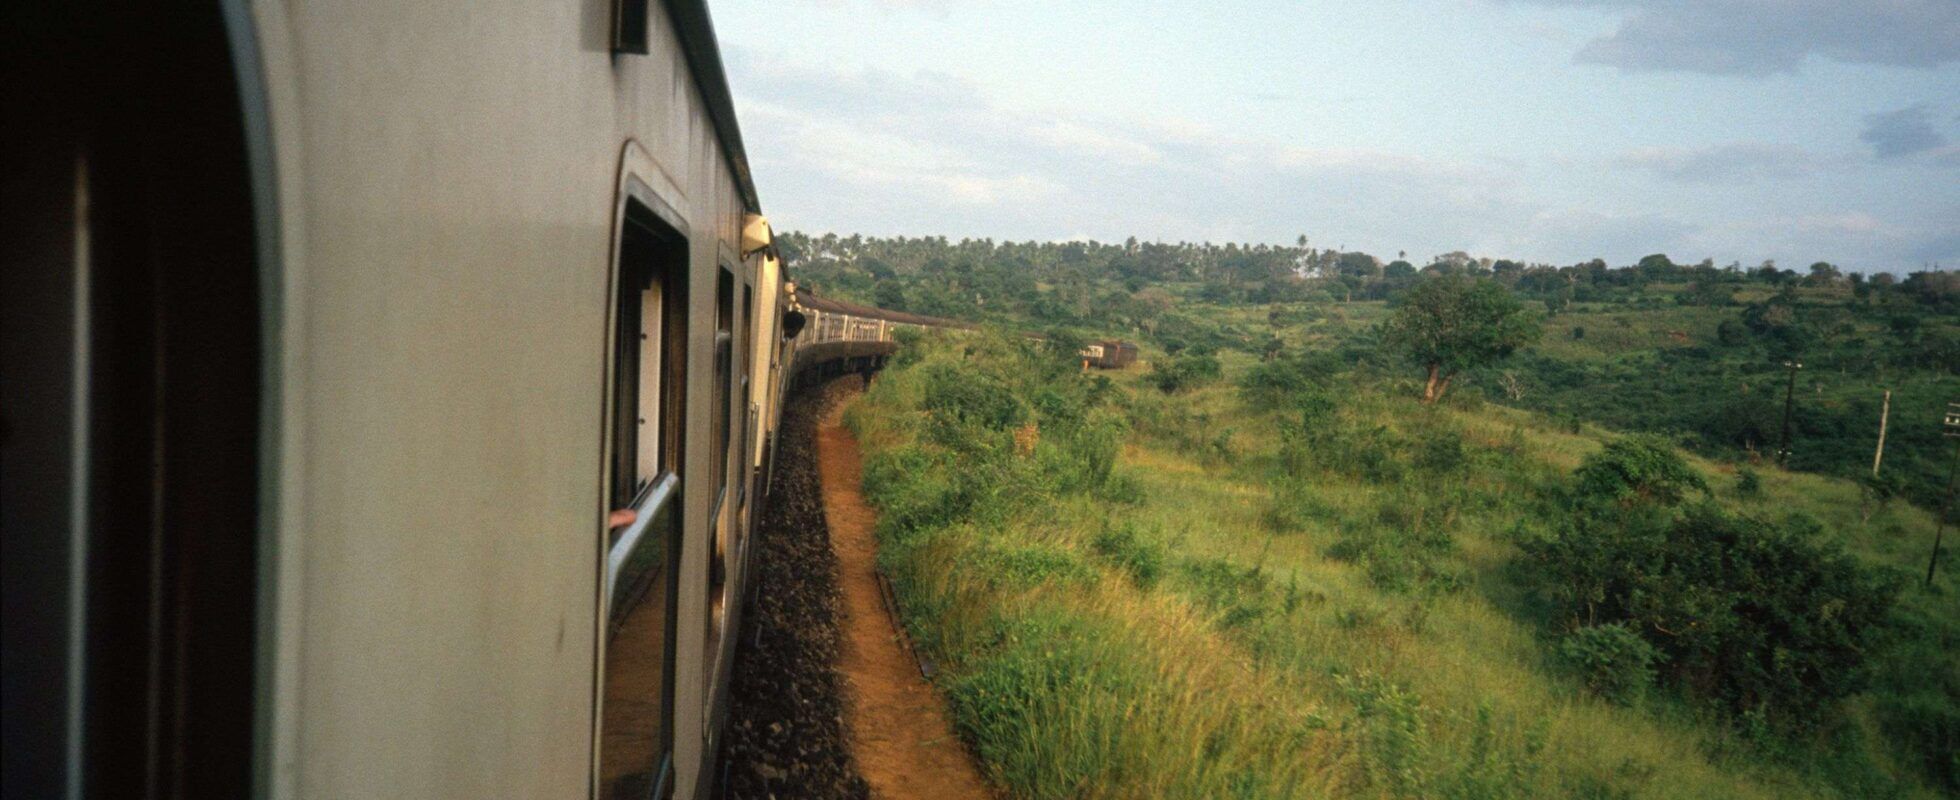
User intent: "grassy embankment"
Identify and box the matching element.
[844,329,1956,799]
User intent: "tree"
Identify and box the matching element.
[1381,276,1540,403]
[1805,261,1842,287]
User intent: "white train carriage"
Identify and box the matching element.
[0,1,921,798]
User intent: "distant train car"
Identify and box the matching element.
[2,3,950,799]
[1081,340,1140,369]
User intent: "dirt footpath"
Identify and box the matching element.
[816,392,994,800]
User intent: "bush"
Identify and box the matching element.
[1238,351,1343,409]
[1180,558,1281,628]
[922,363,1024,442]
[1572,435,1707,507]
[1858,472,1901,522]
[1414,429,1468,474]
[1522,503,1897,725]
[1037,410,1127,493]
[1328,495,1463,594]
[959,543,1096,590]
[1557,623,1658,704]
[1733,467,1762,499]
[1265,476,1333,532]
[1091,522,1166,589]
[1148,354,1222,393]
[1715,319,1748,346]
[1877,686,1960,792]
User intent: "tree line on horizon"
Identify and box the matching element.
[777,230,1956,324]
[780,229,1958,511]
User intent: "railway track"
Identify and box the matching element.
[720,376,994,800]
[720,379,871,799]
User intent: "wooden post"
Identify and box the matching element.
[1873,389,1891,477]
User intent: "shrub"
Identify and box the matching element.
[1715,319,1748,346]
[1335,603,1385,630]
[1239,360,1311,409]
[1038,410,1127,493]
[861,446,968,541]
[1557,623,1659,704]
[944,611,1148,796]
[1572,435,1707,507]
[922,363,1024,443]
[1327,496,1463,594]
[1414,428,1468,474]
[1858,472,1901,523]
[959,543,1095,590]
[1098,469,1145,505]
[1307,424,1408,485]
[1148,354,1222,393]
[1091,523,1166,589]
[1180,558,1280,628]
[1733,466,1762,498]
[1877,686,1960,792]
[891,326,927,367]
[1265,477,1333,532]
[1439,704,1547,800]
[1522,503,1897,725]
[1238,351,1343,409]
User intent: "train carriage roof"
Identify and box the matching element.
[669,0,760,212]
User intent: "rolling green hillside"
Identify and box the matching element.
[846,329,1956,798]
[789,233,1956,796]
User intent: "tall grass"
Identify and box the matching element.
[845,330,1955,799]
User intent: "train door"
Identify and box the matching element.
[597,195,688,800]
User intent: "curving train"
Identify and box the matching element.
[2,1,947,798]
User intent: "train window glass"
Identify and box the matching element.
[599,197,686,800]
[714,267,734,496]
[613,0,649,54]
[706,267,734,663]
[738,282,754,512]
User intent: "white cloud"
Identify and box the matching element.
[1520,0,1960,75]
[742,99,1063,207]
[1616,142,1839,183]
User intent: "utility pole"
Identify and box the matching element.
[1929,402,1959,587]
[1777,360,1802,467]
[1873,389,1891,477]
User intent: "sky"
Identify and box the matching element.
[711,0,1960,271]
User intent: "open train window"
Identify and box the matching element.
[612,0,649,54]
[705,266,735,667]
[714,267,735,507]
[598,195,687,800]
[1,8,264,791]
[738,281,755,514]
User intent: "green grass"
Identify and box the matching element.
[846,331,1957,799]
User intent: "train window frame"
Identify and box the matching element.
[596,173,689,800]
